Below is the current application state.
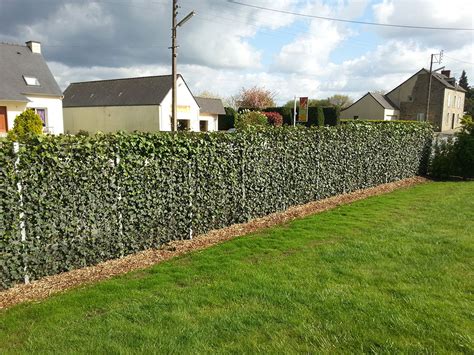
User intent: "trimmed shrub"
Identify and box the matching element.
[263,107,292,125]
[0,122,433,289]
[263,112,283,127]
[317,106,325,126]
[218,107,236,130]
[7,110,43,142]
[235,110,268,130]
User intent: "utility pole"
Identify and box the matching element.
[171,0,195,132]
[426,50,443,122]
[171,0,178,132]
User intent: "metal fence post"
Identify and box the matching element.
[13,142,29,284]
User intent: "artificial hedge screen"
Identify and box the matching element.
[0,122,433,289]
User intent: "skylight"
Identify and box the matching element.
[23,75,40,86]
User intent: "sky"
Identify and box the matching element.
[1,0,473,104]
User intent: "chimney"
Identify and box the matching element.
[25,41,41,54]
[441,70,451,78]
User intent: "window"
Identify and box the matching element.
[23,75,40,86]
[177,119,190,131]
[31,108,47,126]
[199,120,208,132]
[447,94,451,108]
[353,115,359,120]
[416,113,425,121]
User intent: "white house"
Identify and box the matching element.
[195,97,226,131]
[341,92,399,121]
[63,75,222,134]
[0,41,64,135]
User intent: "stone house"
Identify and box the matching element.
[341,68,466,132]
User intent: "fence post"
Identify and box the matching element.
[188,154,193,240]
[13,142,29,284]
[115,154,124,257]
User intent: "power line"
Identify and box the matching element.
[228,1,474,31]
[444,55,474,66]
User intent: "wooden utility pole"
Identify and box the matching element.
[171,0,178,132]
[170,0,195,132]
[426,50,443,122]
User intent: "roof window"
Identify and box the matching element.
[23,75,40,86]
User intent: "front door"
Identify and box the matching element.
[0,106,8,133]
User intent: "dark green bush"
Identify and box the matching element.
[218,107,236,130]
[429,117,474,179]
[0,122,433,289]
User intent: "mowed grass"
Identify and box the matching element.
[1,182,473,353]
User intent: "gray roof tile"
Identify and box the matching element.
[195,97,226,114]
[0,42,62,101]
[369,92,398,110]
[63,75,177,107]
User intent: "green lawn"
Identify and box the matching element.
[1,181,473,353]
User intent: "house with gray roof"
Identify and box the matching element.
[195,97,226,132]
[341,68,466,132]
[0,41,63,135]
[63,74,224,133]
[341,92,400,122]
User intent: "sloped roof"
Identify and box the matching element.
[342,92,398,112]
[195,97,226,114]
[431,70,466,92]
[63,75,181,107]
[386,68,467,97]
[369,92,398,110]
[0,42,62,101]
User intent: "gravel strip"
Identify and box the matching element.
[0,176,429,309]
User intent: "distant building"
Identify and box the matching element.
[0,41,64,135]
[341,68,466,132]
[195,97,226,132]
[340,92,399,121]
[63,75,225,134]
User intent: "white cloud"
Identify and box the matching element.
[372,0,474,49]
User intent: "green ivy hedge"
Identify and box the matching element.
[0,122,433,289]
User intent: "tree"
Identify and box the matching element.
[459,70,469,91]
[7,109,43,141]
[328,94,353,108]
[196,90,221,99]
[234,86,276,110]
[284,98,330,108]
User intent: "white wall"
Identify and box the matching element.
[383,109,400,121]
[199,113,219,131]
[25,95,64,134]
[0,101,27,132]
[160,76,200,131]
[0,96,63,134]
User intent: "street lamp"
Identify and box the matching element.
[171,0,195,132]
